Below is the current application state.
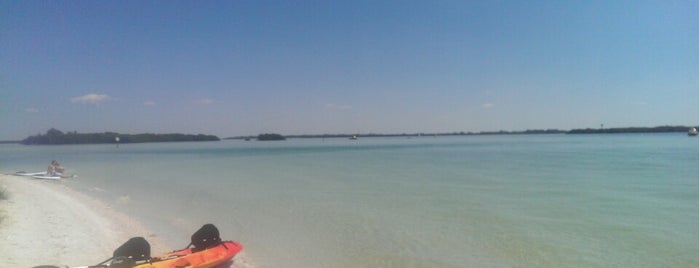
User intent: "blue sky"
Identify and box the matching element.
[1,1,697,139]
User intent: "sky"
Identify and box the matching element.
[1,0,697,140]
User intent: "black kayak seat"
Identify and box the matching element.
[113,236,151,262]
[191,223,221,252]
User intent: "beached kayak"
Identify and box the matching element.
[14,171,75,180]
[135,241,243,268]
[56,224,244,268]
[130,224,242,268]
[33,240,243,268]
[31,175,63,180]
[15,171,49,176]
[15,171,61,180]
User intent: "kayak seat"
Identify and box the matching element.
[191,223,221,253]
[112,237,151,263]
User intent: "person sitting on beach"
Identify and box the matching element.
[47,162,55,175]
[48,160,64,176]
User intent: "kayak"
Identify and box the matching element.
[66,224,244,268]
[15,171,74,180]
[31,175,63,180]
[15,171,48,176]
[133,223,242,268]
[136,241,243,268]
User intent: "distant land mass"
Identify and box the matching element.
[20,128,220,145]
[227,129,567,140]
[7,125,696,145]
[567,125,694,134]
[256,133,286,141]
[227,126,697,140]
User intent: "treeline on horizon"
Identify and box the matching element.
[20,128,219,145]
[226,129,565,139]
[228,125,696,139]
[567,125,693,134]
[292,128,566,138]
[9,125,696,145]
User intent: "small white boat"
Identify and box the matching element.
[689,127,698,136]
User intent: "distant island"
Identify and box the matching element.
[256,133,286,141]
[227,126,697,140]
[9,125,697,145]
[227,129,567,140]
[20,128,220,145]
[567,125,694,134]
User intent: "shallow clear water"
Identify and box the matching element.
[2,134,698,267]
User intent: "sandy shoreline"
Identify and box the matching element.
[0,174,253,268]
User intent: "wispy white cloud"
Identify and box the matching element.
[325,103,352,110]
[482,102,494,109]
[70,93,111,105]
[144,101,156,106]
[195,98,215,105]
[25,108,39,113]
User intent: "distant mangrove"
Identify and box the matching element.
[21,128,220,145]
[256,133,286,141]
[224,125,699,140]
[226,129,566,140]
[567,126,693,134]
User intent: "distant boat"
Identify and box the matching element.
[689,128,698,136]
[349,135,358,140]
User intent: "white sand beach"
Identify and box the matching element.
[0,174,252,268]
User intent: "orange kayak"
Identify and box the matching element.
[83,224,243,268]
[133,241,243,268]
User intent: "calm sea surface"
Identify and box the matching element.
[1,134,698,267]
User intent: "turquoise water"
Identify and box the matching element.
[1,134,698,267]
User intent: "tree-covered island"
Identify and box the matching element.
[17,125,696,145]
[256,133,286,141]
[21,128,220,145]
[567,125,694,134]
[226,126,697,140]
